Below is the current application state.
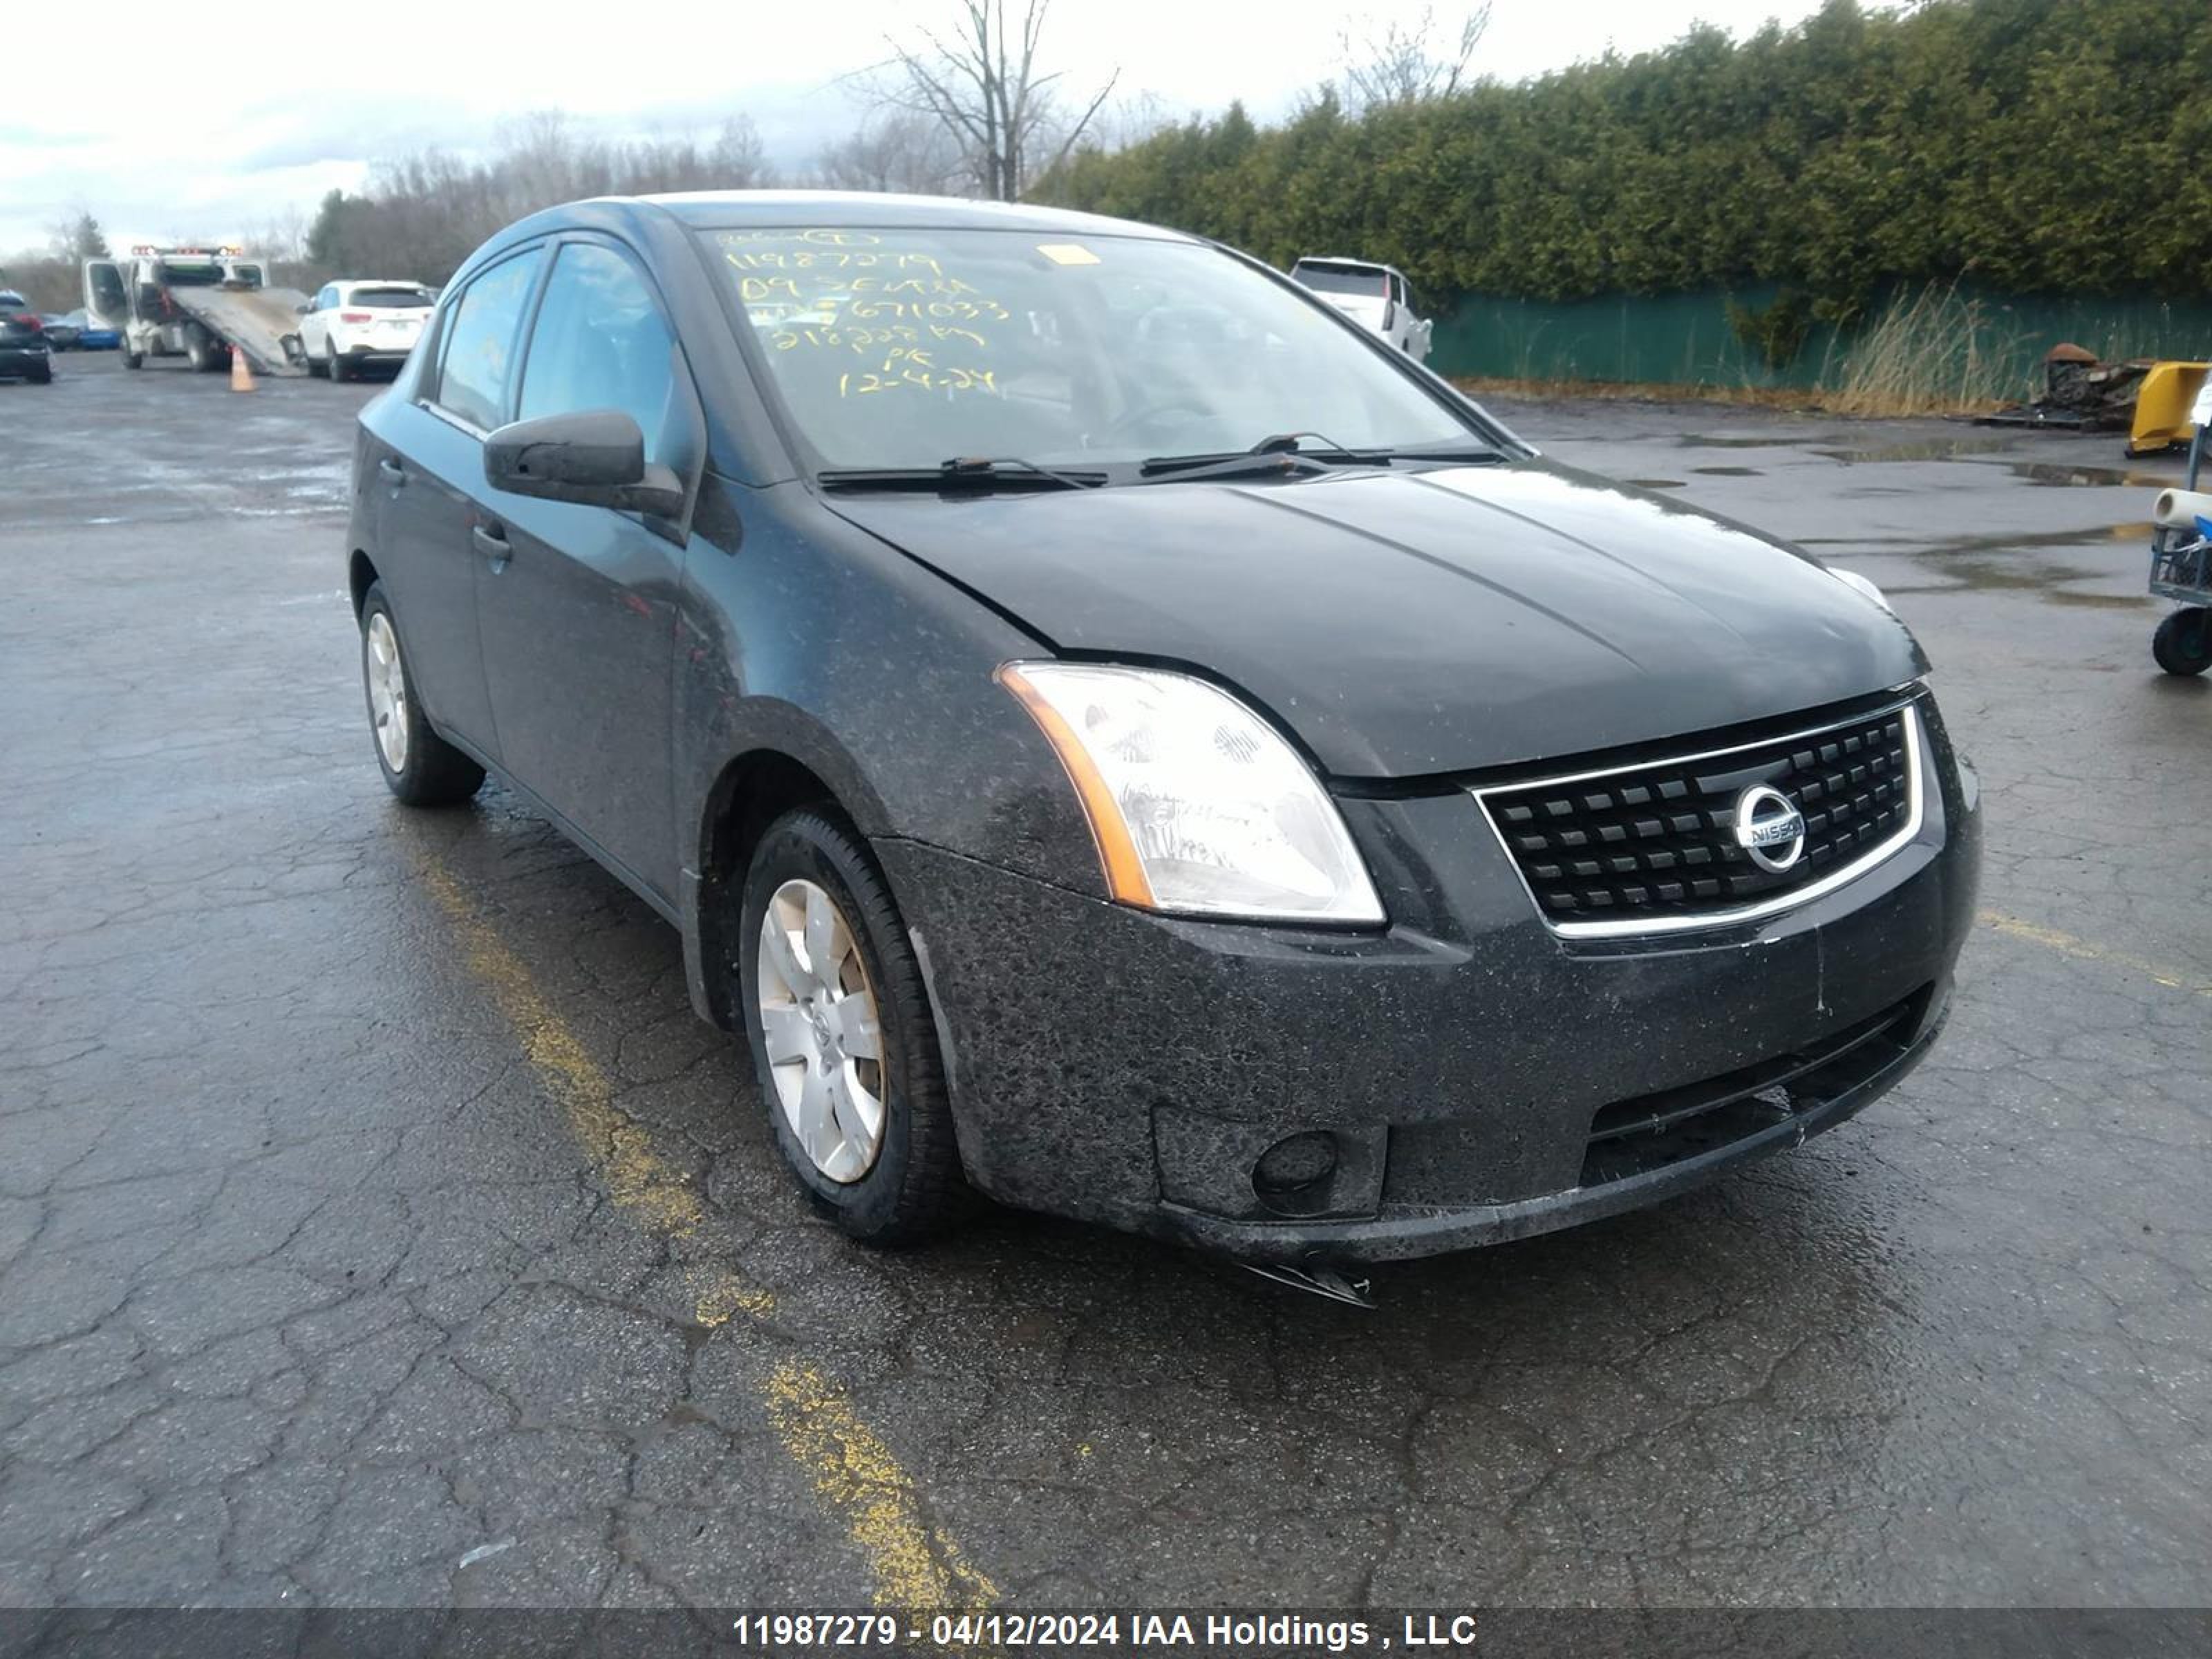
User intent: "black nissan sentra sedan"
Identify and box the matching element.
[346,191,1979,1264]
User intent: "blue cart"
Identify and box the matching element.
[2150,415,2212,675]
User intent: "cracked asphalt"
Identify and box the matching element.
[2,353,2208,1613]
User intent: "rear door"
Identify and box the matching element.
[467,236,703,900]
[372,247,547,758]
[300,283,336,355]
[82,259,129,330]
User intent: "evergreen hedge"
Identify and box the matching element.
[1041,0,2212,315]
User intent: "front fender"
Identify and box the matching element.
[669,477,1112,1022]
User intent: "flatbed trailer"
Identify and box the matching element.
[82,246,310,377]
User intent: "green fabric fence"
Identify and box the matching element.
[1428,283,2212,393]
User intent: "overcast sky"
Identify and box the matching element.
[2,0,1829,256]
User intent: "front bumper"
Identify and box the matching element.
[877,694,1981,1264]
[0,345,50,375]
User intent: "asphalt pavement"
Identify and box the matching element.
[1,351,2207,1613]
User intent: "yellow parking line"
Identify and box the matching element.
[765,1360,1000,1610]
[420,856,991,1608]
[1980,909,2211,998]
[420,861,711,1239]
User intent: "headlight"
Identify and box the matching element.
[1828,566,1894,615]
[997,662,1385,925]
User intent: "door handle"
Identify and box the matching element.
[377,458,406,487]
[471,523,512,566]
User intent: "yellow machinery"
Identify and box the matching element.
[2126,360,2210,456]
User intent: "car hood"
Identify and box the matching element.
[827,459,1927,779]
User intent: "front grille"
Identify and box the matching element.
[1578,989,1926,1188]
[1476,697,1922,935]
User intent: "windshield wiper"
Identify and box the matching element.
[816,457,1105,493]
[1138,431,1503,481]
[1134,451,1335,483]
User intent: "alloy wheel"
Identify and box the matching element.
[756,878,886,1183]
[364,612,409,773]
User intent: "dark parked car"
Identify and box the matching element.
[0,302,51,384]
[39,313,81,349]
[347,192,1978,1264]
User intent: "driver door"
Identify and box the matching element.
[467,236,702,901]
[82,259,129,331]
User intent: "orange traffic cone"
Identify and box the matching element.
[229,344,255,393]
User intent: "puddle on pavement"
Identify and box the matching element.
[1815,435,2023,465]
[2000,460,2176,489]
[1812,436,2180,491]
[1693,465,1762,476]
[1888,558,2150,608]
[1801,521,2155,556]
[1624,478,1687,489]
[1676,433,1802,449]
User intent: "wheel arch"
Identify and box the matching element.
[348,550,379,619]
[686,720,894,1031]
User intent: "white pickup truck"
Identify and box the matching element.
[82,245,310,376]
[1289,256,1434,362]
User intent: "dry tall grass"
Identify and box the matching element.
[1818,282,2030,417]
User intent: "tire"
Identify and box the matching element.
[358,583,485,806]
[27,363,50,384]
[306,342,328,378]
[328,342,352,384]
[122,344,142,370]
[737,809,972,1245]
[2153,606,2212,676]
[185,335,212,373]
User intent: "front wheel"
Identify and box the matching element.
[359,583,485,806]
[27,363,50,384]
[327,342,352,383]
[2153,606,2212,676]
[122,343,142,370]
[737,809,972,1244]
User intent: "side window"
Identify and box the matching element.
[433,250,543,431]
[516,243,679,462]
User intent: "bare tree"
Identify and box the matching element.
[304,110,777,284]
[863,0,1118,200]
[1338,3,1491,111]
[1085,88,1175,154]
[815,109,967,196]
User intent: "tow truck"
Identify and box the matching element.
[82,245,310,377]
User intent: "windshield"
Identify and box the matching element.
[158,261,223,287]
[710,226,1476,473]
[350,287,431,308]
[1291,262,1388,299]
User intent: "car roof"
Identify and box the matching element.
[336,278,432,290]
[1293,256,1403,278]
[637,189,1193,242]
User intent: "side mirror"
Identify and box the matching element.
[483,409,686,518]
[295,303,310,315]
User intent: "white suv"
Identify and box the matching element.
[1288,257,1433,362]
[299,280,435,382]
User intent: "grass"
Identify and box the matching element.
[1816,281,2029,418]
[1456,281,2040,420]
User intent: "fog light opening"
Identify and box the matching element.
[1252,1130,1341,1216]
